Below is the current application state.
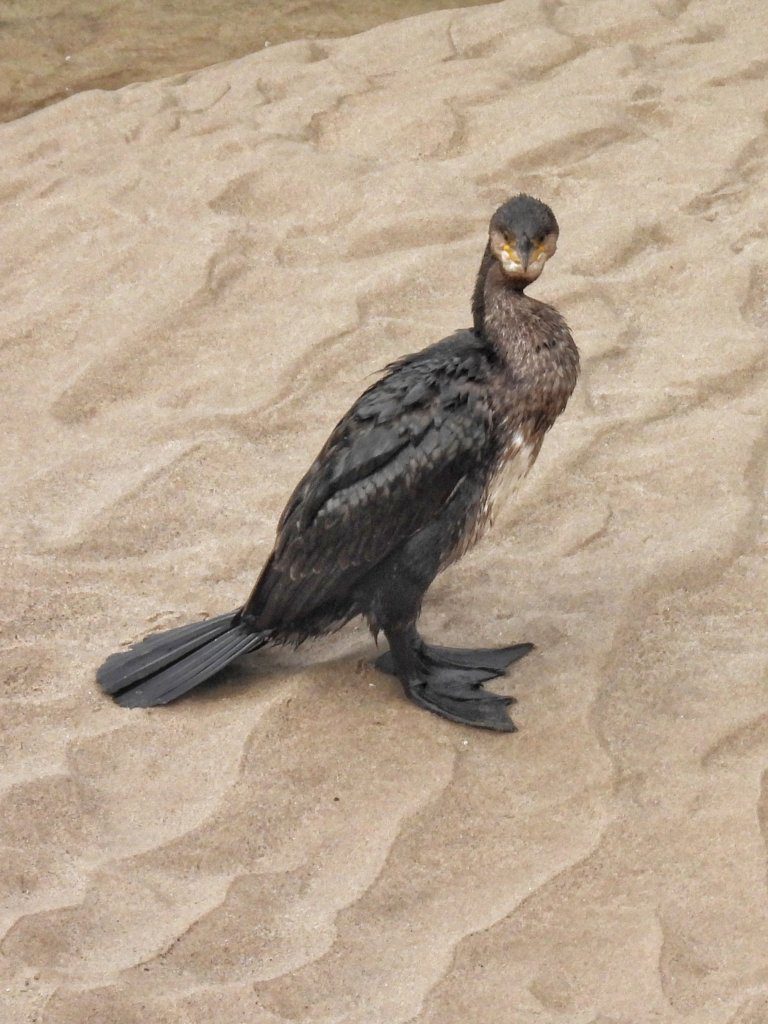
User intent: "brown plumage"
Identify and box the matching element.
[97,194,579,732]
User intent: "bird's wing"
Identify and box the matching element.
[243,335,495,627]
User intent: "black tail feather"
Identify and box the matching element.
[97,610,271,707]
[97,611,238,694]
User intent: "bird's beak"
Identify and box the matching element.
[517,235,533,271]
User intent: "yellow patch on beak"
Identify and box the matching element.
[531,241,555,265]
[503,242,520,262]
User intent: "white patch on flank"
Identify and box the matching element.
[455,430,538,562]
[487,430,535,521]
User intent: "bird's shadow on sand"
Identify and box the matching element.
[179,641,386,709]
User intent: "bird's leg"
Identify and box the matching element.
[382,623,519,733]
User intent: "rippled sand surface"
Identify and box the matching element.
[2,1,768,1021]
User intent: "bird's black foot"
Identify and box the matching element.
[405,668,518,732]
[374,641,533,680]
[376,636,534,732]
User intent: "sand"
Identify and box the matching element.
[1,1,767,1021]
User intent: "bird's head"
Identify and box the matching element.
[488,194,559,289]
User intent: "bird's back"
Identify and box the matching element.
[242,330,500,636]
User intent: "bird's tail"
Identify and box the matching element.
[97,610,271,708]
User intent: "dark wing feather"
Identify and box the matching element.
[244,332,495,631]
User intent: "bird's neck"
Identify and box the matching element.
[471,241,494,334]
[478,262,533,359]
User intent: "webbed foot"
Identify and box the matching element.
[374,641,533,680]
[404,668,518,732]
[378,628,533,732]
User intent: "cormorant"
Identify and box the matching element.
[98,194,579,732]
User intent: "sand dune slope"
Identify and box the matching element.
[1,1,768,1021]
